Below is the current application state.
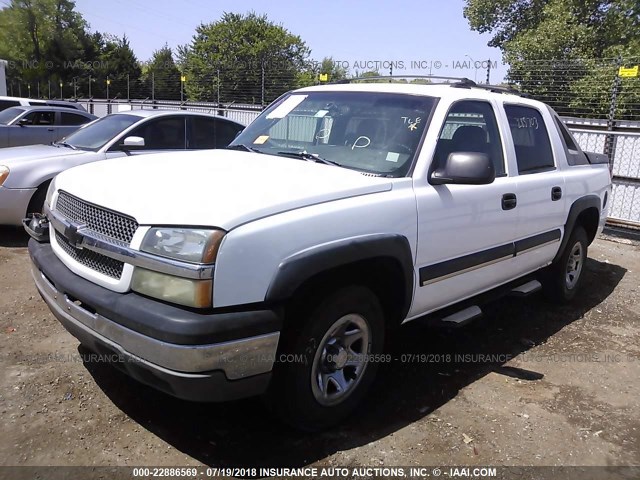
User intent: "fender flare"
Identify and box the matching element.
[553,195,601,264]
[265,234,414,319]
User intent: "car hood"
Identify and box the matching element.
[0,144,87,168]
[53,150,393,230]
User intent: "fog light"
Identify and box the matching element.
[131,267,212,308]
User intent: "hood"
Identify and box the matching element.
[0,144,87,168]
[53,150,393,230]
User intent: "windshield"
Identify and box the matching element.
[230,91,437,177]
[0,107,26,125]
[61,114,140,150]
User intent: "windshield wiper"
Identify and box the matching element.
[277,150,342,167]
[227,144,264,154]
[52,141,77,150]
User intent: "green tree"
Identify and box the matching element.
[141,44,181,100]
[319,57,347,82]
[94,34,142,99]
[178,12,310,103]
[464,0,640,118]
[295,56,348,88]
[0,0,92,95]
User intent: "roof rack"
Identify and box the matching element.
[331,75,531,98]
[458,83,530,97]
[333,75,476,86]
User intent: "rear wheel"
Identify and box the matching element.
[543,226,588,302]
[267,285,384,431]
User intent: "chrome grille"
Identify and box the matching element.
[55,191,138,244]
[55,231,124,279]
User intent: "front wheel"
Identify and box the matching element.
[543,226,588,302]
[267,285,385,431]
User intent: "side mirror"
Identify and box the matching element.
[430,152,495,185]
[18,118,30,126]
[120,136,145,150]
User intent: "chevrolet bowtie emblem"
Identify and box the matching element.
[64,222,86,248]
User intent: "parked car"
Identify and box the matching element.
[0,110,244,225]
[25,79,611,430]
[0,106,97,148]
[0,95,87,112]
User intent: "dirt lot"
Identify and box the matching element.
[1,227,639,476]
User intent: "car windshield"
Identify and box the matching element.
[0,107,26,125]
[229,91,437,177]
[61,114,140,151]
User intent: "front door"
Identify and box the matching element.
[410,99,519,317]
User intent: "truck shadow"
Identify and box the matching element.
[0,226,29,247]
[81,257,626,468]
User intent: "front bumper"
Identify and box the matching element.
[0,185,36,225]
[29,239,281,402]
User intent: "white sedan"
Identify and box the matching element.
[0,110,244,225]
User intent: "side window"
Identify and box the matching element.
[433,100,505,176]
[0,100,20,111]
[128,116,186,150]
[554,116,578,150]
[61,112,90,126]
[189,117,244,149]
[504,105,555,174]
[21,111,55,125]
[553,116,589,166]
[215,120,243,147]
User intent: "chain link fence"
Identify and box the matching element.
[5,69,311,106]
[6,59,640,228]
[567,122,640,227]
[508,56,640,122]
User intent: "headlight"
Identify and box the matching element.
[133,228,225,308]
[132,268,212,308]
[0,166,9,187]
[45,177,56,208]
[140,228,225,263]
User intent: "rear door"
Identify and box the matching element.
[8,110,57,146]
[502,103,566,276]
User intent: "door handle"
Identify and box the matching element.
[502,193,517,210]
[47,128,54,131]
[551,186,562,201]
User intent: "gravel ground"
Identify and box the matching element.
[0,227,639,477]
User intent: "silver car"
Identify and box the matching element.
[0,106,97,147]
[0,110,245,225]
[0,95,87,112]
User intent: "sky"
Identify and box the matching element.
[73,0,508,83]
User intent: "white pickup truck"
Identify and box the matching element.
[25,79,611,431]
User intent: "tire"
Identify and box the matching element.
[543,226,588,303]
[266,285,385,431]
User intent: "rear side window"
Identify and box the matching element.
[189,117,243,149]
[0,100,20,111]
[504,105,554,174]
[553,116,589,166]
[61,112,90,126]
[553,117,578,150]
